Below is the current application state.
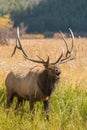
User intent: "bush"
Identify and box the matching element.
[0,15,27,45]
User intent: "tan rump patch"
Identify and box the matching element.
[45,96,49,101]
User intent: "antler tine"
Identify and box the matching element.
[60,28,74,57]
[50,51,64,65]
[36,55,45,62]
[46,56,50,64]
[11,44,17,57]
[60,31,70,57]
[16,27,28,57]
[61,56,75,64]
[11,29,19,57]
[69,28,74,52]
[36,55,50,66]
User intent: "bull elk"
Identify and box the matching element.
[5,27,75,119]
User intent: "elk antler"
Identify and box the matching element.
[12,27,75,67]
[51,28,75,65]
[11,27,51,67]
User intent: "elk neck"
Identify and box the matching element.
[37,69,58,96]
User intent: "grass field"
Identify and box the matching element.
[0,38,87,130]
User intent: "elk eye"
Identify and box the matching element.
[56,69,58,72]
[55,69,58,73]
[56,69,61,75]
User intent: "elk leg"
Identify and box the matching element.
[43,100,50,120]
[29,97,35,119]
[6,93,14,108]
[15,96,23,110]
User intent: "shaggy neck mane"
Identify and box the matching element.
[38,69,57,96]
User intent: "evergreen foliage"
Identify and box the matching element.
[0,0,87,33]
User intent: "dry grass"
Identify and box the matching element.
[0,38,87,130]
[0,37,87,86]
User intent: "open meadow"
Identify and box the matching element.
[0,38,87,130]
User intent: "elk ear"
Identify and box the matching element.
[43,56,50,68]
[46,56,49,64]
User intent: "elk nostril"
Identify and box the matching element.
[57,72,59,76]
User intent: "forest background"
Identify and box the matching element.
[0,0,87,35]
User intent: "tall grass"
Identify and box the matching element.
[0,36,87,129]
[0,82,87,130]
